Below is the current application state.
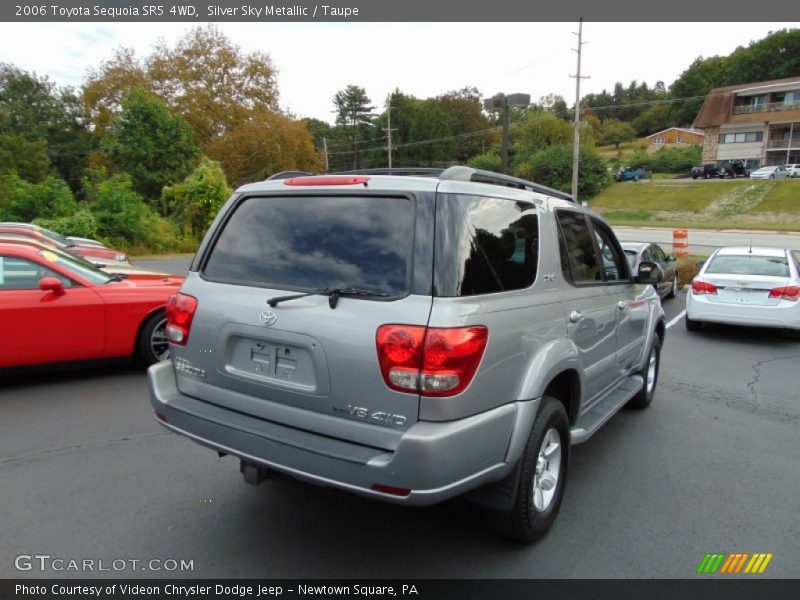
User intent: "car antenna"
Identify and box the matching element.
[748,239,753,254]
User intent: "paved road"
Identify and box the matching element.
[1,295,798,579]
[614,226,800,252]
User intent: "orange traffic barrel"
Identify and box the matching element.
[673,229,688,257]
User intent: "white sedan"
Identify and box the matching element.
[686,246,800,338]
[749,166,791,179]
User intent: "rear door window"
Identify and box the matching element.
[556,212,600,283]
[434,194,539,296]
[203,195,414,295]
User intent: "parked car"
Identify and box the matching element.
[148,166,667,542]
[686,246,800,338]
[621,242,679,300]
[65,235,107,248]
[718,159,750,178]
[0,241,183,370]
[749,166,791,180]
[691,164,720,179]
[0,223,128,264]
[615,166,650,182]
[784,164,800,178]
[0,234,171,280]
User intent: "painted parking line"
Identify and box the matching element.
[666,310,686,329]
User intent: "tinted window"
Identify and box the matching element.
[705,254,789,277]
[591,220,628,281]
[557,212,599,283]
[434,194,539,296]
[651,245,667,263]
[203,195,414,295]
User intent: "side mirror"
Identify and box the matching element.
[39,277,65,296]
[637,261,663,285]
[667,255,677,263]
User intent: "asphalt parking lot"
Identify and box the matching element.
[1,290,798,579]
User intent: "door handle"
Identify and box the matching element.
[617,301,627,310]
[569,310,583,323]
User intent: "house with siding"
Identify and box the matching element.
[645,127,704,147]
[693,77,800,169]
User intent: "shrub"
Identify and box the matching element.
[467,150,501,171]
[0,173,78,221]
[161,157,232,239]
[34,209,98,239]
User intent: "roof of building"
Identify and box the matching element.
[645,127,705,139]
[693,77,800,128]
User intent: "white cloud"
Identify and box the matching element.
[0,21,796,122]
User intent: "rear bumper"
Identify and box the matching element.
[148,361,529,506]
[686,295,800,329]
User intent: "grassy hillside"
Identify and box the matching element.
[589,179,800,231]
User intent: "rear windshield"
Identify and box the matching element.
[705,254,789,277]
[203,195,414,295]
[434,194,539,296]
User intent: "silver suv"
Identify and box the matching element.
[148,166,666,541]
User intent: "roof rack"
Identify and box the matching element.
[330,166,575,202]
[439,166,575,202]
[266,170,313,180]
[333,167,445,177]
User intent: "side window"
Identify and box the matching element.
[435,194,539,296]
[651,245,667,264]
[590,220,628,282]
[556,212,600,283]
[0,256,67,290]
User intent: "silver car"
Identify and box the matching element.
[686,246,800,337]
[621,242,679,300]
[148,166,666,541]
[749,166,791,180]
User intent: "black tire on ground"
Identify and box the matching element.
[486,396,570,542]
[770,174,775,179]
[692,174,699,180]
[685,314,702,332]
[784,328,800,341]
[666,274,678,299]
[628,336,661,409]
[137,310,169,366]
[704,173,710,179]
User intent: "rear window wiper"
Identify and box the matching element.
[267,287,389,309]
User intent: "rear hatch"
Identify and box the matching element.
[701,253,791,306]
[174,190,431,438]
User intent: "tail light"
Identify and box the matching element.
[691,280,717,295]
[376,325,488,397]
[165,293,198,345]
[768,285,800,301]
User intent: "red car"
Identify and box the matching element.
[0,242,184,370]
[0,223,129,264]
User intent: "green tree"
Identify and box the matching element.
[0,135,51,182]
[102,88,198,205]
[82,169,157,245]
[333,84,375,169]
[513,110,573,157]
[161,157,232,238]
[599,119,636,158]
[0,173,77,221]
[514,145,608,200]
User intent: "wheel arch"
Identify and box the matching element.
[132,305,167,357]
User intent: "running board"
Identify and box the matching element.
[570,375,643,444]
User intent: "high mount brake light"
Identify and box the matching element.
[165,293,198,345]
[283,176,370,186]
[376,325,488,397]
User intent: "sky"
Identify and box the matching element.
[0,22,797,124]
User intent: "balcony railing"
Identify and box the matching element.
[766,136,800,149]
[732,99,800,115]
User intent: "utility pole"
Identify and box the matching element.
[383,96,397,169]
[501,97,510,174]
[570,18,589,200]
[322,137,329,172]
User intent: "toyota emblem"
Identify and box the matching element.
[259,310,277,327]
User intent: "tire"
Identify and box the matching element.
[770,174,775,179]
[704,173,710,179]
[137,310,170,366]
[685,314,702,332]
[666,274,678,299]
[784,328,800,341]
[692,174,699,180]
[486,396,570,542]
[628,336,661,409]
